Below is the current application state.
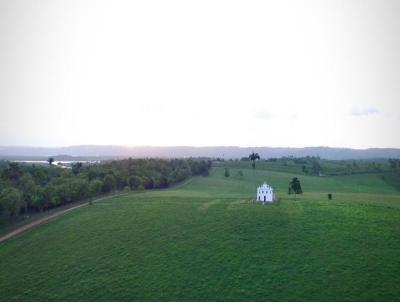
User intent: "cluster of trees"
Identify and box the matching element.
[237,156,400,177]
[388,158,400,170]
[0,158,211,220]
[300,157,322,175]
[265,156,323,175]
[264,156,397,176]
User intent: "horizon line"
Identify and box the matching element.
[1,145,400,151]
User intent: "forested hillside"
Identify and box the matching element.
[0,158,211,221]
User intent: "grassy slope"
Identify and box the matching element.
[1,166,400,301]
[382,171,400,192]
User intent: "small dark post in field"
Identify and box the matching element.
[328,193,332,200]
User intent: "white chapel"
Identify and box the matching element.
[256,182,274,203]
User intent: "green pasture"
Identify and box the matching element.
[1,165,400,301]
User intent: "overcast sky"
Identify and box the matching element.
[0,0,399,148]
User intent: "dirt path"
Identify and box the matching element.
[0,177,198,243]
[0,194,123,244]
[0,177,197,244]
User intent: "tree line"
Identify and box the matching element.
[239,155,399,176]
[0,158,211,220]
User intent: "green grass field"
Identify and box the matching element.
[1,164,400,301]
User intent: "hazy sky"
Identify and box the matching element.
[1,0,399,148]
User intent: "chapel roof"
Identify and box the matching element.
[258,182,272,189]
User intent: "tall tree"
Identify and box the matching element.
[289,177,302,199]
[18,173,37,209]
[310,158,322,175]
[72,162,83,175]
[249,152,260,169]
[47,157,54,166]
[1,163,23,182]
[102,174,116,193]
[0,187,24,216]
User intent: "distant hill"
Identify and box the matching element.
[1,145,400,160]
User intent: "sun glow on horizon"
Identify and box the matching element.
[0,0,399,148]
